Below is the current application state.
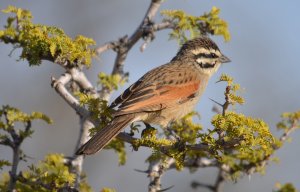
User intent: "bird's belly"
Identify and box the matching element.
[141,98,199,127]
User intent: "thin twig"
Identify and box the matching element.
[96,41,118,55]
[140,21,175,52]
[278,119,299,143]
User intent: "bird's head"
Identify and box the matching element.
[172,36,231,76]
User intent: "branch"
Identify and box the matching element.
[140,21,175,52]
[51,73,89,117]
[213,170,225,192]
[96,20,174,54]
[116,132,210,153]
[8,146,20,191]
[96,41,119,55]
[117,131,242,155]
[127,0,163,50]
[152,21,175,31]
[0,137,14,148]
[68,68,97,96]
[148,158,175,192]
[3,118,33,191]
[51,70,96,188]
[1,36,73,69]
[98,0,164,101]
[278,119,299,143]
[244,119,299,175]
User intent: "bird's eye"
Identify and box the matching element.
[211,53,217,58]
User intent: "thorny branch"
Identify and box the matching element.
[148,158,175,192]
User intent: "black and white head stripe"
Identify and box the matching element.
[193,51,219,68]
[172,36,230,66]
[194,52,219,59]
[172,36,221,60]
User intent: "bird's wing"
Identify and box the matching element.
[111,64,201,116]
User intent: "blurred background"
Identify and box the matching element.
[1,0,300,191]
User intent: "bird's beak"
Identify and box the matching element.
[219,54,231,63]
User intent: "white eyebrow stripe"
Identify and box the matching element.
[191,48,210,55]
[196,58,215,64]
[191,48,222,57]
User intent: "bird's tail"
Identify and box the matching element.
[76,115,135,155]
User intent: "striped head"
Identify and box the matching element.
[172,36,230,76]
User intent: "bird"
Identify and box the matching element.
[76,36,230,155]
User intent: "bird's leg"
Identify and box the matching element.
[141,122,157,138]
[144,122,152,129]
